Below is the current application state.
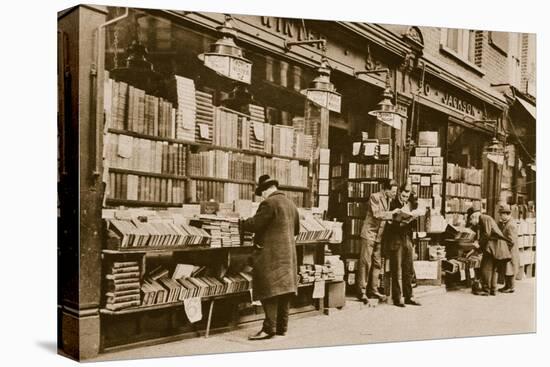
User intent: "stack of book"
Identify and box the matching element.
[348,218,364,236]
[347,181,382,198]
[175,75,196,142]
[298,264,336,284]
[348,163,389,179]
[197,215,242,247]
[107,173,185,204]
[297,215,333,242]
[195,90,214,144]
[105,261,141,311]
[107,134,186,176]
[248,104,271,153]
[272,125,295,157]
[447,164,483,185]
[293,131,313,161]
[188,150,255,182]
[107,218,211,248]
[446,182,482,198]
[214,107,240,148]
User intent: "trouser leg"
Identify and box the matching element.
[276,293,292,334]
[489,259,498,292]
[261,296,278,335]
[367,241,382,295]
[480,252,493,292]
[402,241,414,301]
[390,248,402,303]
[357,238,373,296]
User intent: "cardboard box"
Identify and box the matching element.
[415,147,428,157]
[428,147,441,157]
[418,131,439,147]
[414,260,442,286]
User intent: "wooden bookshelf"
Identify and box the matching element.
[109,167,188,181]
[347,177,389,182]
[108,128,311,163]
[446,179,481,186]
[102,245,254,255]
[446,194,482,201]
[188,175,254,185]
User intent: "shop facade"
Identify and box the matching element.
[58,5,535,360]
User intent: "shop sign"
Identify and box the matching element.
[260,16,326,49]
[415,80,483,119]
[441,93,475,117]
[203,54,252,84]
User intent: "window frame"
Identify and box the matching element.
[440,28,485,76]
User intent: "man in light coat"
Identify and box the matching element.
[498,204,520,293]
[357,179,398,304]
[242,174,300,340]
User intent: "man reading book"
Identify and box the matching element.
[357,179,399,305]
[384,185,422,307]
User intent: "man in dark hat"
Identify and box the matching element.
[498,204,519,293]
[241,174,300,340]
[467,207,511,296]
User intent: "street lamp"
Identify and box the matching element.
[198,14,252,84]
[301,56,342,113]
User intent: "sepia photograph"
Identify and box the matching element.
[55,2,537,363]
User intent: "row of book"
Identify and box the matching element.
[192,180,255,203]
[517,219,536,235]
[519,249,536,266]
[199,215,242,248]
[107,218,211,248]
[296,215,333,242]
[347,202,367,217]
[255,157,309,188]
[104,77,176,138]
[104,261,141,311]
[348,163,390,179]
[446,182,482,199]
[344,238,362,255]
[518,234,536,248]
[106,133,186,176]
[347,181,383,198]
[188,150,255,182]
[348,218,364,236]
[331,165,343,178]
[213,107,250,149]
[107,173,186,204]
[446,197,480,214]
[298,264,337,284]
[446,164,483,185]
[411,185,434,199]
[142,273,253,305]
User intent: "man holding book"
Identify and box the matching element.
[384,185,423,307]
[241,174,300,340]
[357,179,399,305]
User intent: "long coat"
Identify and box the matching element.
[360,191,393,243]
[499,218,520,276]
[383,198,413,253]
[242,191,300,301]
[477,214,510,259]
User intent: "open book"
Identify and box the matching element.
[392,208,424,224]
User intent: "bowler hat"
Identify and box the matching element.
[499,204,512,214]
[255,174,279,196]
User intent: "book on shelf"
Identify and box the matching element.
[348,162,389,179]
[107,172,185,204]
[347,181,382,198]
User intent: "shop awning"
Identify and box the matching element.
[516,96,536,120]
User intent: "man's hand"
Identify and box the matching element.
[473,241,480,249]
[392,208,401,214]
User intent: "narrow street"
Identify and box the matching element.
[90,278,536,362]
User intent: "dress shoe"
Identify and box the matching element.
[501,288,515,294]
[489,290,496,296]
[248,330,275,340]
[370,292,387,303]
[394,302,405,308]
[276,331,287,336]
[405,298,421,306]
[358,295,370,305]
[498,286,509,293]
[473,290,489,296]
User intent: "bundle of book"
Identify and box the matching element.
[445,224,477,241]
[188,150,255,182]
[197,215,242,248]
[408,131,443,214]
[442,252,482,282]
[104,75,176,138]
[106,172,185,205]
[445,163,483,220]
[347,202,367,217]
[298,264,336,284]
[141,264,253,306]
[106,134,187,176]
[104,261,141,311]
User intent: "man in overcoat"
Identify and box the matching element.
[357,179,398,304]
[241,174,300,340]
[498,204,520,293]
[468,208,511,296]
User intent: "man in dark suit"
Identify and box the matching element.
[357,179,398,305]
[384,185,422,307]
[241,174,300,340]
[498,204,519,293]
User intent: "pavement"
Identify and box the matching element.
[89,278,536,362]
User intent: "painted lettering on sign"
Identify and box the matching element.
[442,93,475,116]
[260,16,326,49]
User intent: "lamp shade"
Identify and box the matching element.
[368,87,402,129]
[198,16,252,84]
[301,57,341,113]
